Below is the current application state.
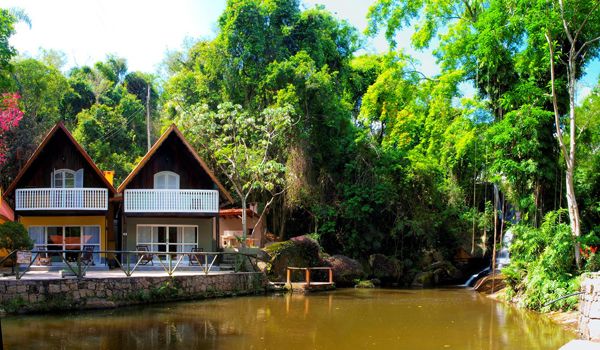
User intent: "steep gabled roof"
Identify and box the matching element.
[117,124,234,204]
[3,122,117,197]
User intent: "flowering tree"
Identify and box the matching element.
[0,92,23,165]
[177,102,293,245]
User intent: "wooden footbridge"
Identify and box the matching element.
[285,267,335,293]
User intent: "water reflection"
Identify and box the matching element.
[3,289,574,350]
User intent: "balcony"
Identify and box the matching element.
[124,189,219,214]
[15,188,108,211]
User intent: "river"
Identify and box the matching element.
[2,288,575,349]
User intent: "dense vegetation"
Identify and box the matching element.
[0,1,599,310]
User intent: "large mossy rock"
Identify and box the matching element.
[412,271,436,288]
[263,235,323,281]
[411,260,463,287]
[368,254,403,284]
[429,261,463,283]
[473,274,506,294]
[323,254,365,286]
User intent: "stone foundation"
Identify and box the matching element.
[579,273,600,341]
[0,272,268,313]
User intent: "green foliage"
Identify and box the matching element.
[575,85,600,235]
[0,296,28,313]
[149,280,181,300]
[72,91,146,185]
[354,279,375,288]
[585,253,600,273]
[0,221,32,251]
[504,210,579,311]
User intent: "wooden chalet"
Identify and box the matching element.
[3,122,117,265]
[117,125,233,257]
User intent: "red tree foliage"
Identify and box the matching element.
[0,92,23,165]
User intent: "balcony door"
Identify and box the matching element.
[51,168,84,207]
[136,225,197,260]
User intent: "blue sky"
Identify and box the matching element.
[3,0,598,100]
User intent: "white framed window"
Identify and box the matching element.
[136,225,198,259]
[52,169,83,188]
[153,171,180,189]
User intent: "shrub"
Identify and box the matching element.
[503,210,579,311]
[0,222,32,251]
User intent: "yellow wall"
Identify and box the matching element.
[19,216,107,251]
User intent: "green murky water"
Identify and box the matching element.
[2,288,575,349]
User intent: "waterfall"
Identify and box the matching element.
[496,229,513,270]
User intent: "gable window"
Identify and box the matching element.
[53,169,84,188]
[154,171,180,189]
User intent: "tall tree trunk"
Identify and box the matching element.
[565,60,581,264]
[241,196,247,248]
[546,30,583,268]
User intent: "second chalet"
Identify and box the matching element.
[117,125,233,260]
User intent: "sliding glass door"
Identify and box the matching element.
[28,226,101,264]
[136,225,198,260]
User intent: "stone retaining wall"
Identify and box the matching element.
[0,272,268,313]
[579,273,600,340]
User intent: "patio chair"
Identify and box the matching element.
[136,245,154,266]
[189,247,204,266]
[81,245,96,266]
[35,246,52,266]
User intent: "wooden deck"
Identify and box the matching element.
[285,267,335,293]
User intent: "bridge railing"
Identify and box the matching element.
[286,267,333,287]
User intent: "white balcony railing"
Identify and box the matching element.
[124,189,219,213]
[15,188,108,211]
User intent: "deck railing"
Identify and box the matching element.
[6,249,263,279]
[15,188,108,211]
[124,189,219,213]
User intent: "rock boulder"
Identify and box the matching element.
[323,254,365,286]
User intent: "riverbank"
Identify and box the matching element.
[486,288,579,333]
[0,271,268,314]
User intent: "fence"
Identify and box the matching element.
[0,249,263,280]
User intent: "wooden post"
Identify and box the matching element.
[305,268,311,287]
[286,268,291,285]
[328,268,333,283]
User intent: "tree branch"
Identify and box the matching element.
[545,32,571,166]
[576,35,600,57]
[558,0,574,44]
[573,1,600,44]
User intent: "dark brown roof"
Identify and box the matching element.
[4,122,117,197]
[117,124,234,203]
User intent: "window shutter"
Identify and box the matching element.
[75,169,84,188]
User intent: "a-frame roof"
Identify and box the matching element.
[4,122,117,197]
[117,124,234,204]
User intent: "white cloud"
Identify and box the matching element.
[5,0,225,73]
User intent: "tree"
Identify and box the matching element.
[176,102,293,245]
[1,58,70,185]
[0,92,23,166]
[545,0,600,267]
[575,80,600,236]
[0,8,30,87]
[0,221,32,272]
